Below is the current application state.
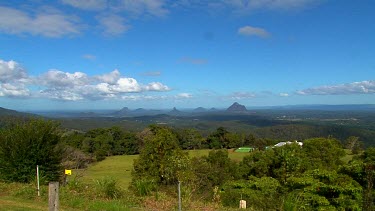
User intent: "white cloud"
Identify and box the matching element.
[0,58,172,101]
[112,77,142,92]
[0,83,30,97]
[238,25,270,38]
[279,93,289,97]
[39,88,84,101]
[296,80,375,95]
[176,93,193,99]
[61,0,107,10]
[145,82,170,91]
[0,6,81,37]
[97,14,130,36]
[95,69,121,84]
[39,70,89,88]
[0,59,28,82]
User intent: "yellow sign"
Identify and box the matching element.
[65,169,72,175]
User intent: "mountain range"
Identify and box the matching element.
[2,103,375,119]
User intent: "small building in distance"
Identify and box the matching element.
[274,141,303,147]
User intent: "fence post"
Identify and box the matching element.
[49,182,59,211]
[36,165,40,196]
[178,181,181,211]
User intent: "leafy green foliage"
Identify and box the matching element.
[94,177,123,199]
[63,126,139,161]
[286,169,363,210]
[206,127,244,149]
[132,126,190,186]
[303,138,346,170]
[0,118,63,183]
[175,128,203,150]
[221,177,282,210]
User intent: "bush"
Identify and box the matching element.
[132,178,157,196]
[221,177,282,210]
[95,177,123,199]
[0,119,63,183]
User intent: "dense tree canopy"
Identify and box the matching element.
[132,125,190,186]
[0,119,63,183]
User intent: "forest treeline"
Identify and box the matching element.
[0,118,374,210]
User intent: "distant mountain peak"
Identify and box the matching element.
[120,107,129,111]
[193,107,207,112]
[227,102,247,112]
[112,107,130,116]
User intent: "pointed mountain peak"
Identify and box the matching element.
[227,102,247,112]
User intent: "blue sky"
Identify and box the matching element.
[0,0,374,111]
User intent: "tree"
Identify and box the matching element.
[221,177,282,210]
[273,143,308,184]
[132,126,190,186]
[206,127,229,149]
[303,138,346,170]
[0,119,63,183]
[177,128,203,150]
[345,136,364,154]
[190,149,239,197]
[362,147,375,211]
[286,169,362,210]
[240,149,276,178]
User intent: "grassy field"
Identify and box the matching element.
[75,154,138,188]
[77,149,249,188]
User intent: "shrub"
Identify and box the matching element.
[0,119,63,183]
[94,177,123,199]
[132,178,157,196]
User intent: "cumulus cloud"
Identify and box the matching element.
[95,69,121,84]
[296,80,375,95]
[0,83,30,97]
[238,25,270,38]
[39,70,89,88]
[0,58,171,100]
[0,59,28,82]
[39,88,84,101]
[0,6,81,37]
[0,59,30,98]
[145,82,170,91]
[37,70,170,100]
[97,14,130,36]
[61,0,107,10]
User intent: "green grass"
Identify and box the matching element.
[75,154,138,188]
[78,149,250,188]
[0,197,46,211]
[187,149,249,162]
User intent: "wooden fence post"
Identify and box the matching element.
[49,182,59,211]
